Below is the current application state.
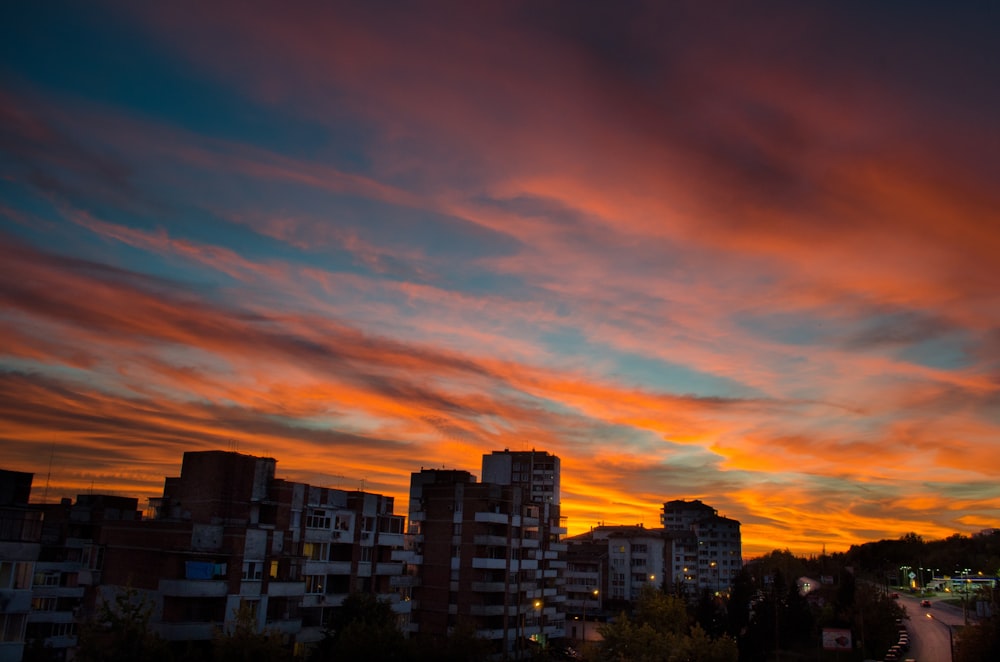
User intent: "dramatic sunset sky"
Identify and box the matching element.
[2,2,998,555]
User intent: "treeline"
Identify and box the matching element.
[840,530,1000,580]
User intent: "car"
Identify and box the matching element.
[920,599,932,607]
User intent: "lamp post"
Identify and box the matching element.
[582,589,598,642]
[926,613,954,661]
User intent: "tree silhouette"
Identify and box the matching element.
[75,585,170,662]
[213,601,290,662]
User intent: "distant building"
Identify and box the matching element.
[0,470,42,662]
[564,524,669,624]
[28,493,141,659]
[662,499,742,595]
[563,535,604,641]
[95,450,405,654]
[396,450,567,658]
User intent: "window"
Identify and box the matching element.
[335,514,351,531]
[361,547,373,563]
[304,575,324,594]
[33,571,60,587]
[31,597,57,611]
[0,562,32,590]
[242,561,263,581]
[362,517,375,532]
[306,510,331,529]
[1,614,26,643]
[81,545,104,570]
[379,516,403,534]
[304,542,329,561]
[269,560,279,579]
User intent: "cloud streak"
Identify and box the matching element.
[2,1,999,554]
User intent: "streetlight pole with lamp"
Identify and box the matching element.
[582,589,598,642]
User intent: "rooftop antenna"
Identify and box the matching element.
[42,443,55,503]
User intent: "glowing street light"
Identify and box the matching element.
[582,589,599,642]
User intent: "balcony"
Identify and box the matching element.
[473,534,509,546]
[27,610,75,624]
[390,574,419,588]
[157,621,217,641]
[266,581,304,597]
[375,562,403,576]
[304,560,352,575]
[40,634,77,650]
[265,619,302,635]
[30,585,85,599]
[473,512,510,525]
[469,604,516,617]
[158,579,228,598]
[548,542,568,552]
[377,532,404,547]
[471,558,508,570]
[0,589,31,612]
[390,550,421,564]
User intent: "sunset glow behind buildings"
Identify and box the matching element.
[2,1,999,555]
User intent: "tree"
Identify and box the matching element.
[593,586,736,662]
[954,592,1000,662]
[213,601,290,662]
[75,585,170,662]
[633,585,688,636]
[310,592,407,661]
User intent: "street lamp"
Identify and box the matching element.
[926,613,954,661]
[582,589,599,642]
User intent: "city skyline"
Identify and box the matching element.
[2,2,999,557]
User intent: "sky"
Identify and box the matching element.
[2,1,999,556]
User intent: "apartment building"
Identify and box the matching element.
[28,494,140,659]
[562,535,604,642]
[565,525,667,612]
[662,499,742,595]
[93,450,405,653]
[0,471,42,662]
[396,450,567,658]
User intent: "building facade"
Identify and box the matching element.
[90,450,405,654]
[396,450,567,658]
[0,471,42,662]
[662,499,742,595]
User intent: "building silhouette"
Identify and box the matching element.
[395,450,566,658]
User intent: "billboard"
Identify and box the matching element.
[822,628,852,651]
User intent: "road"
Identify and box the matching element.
[895,593,966,662]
